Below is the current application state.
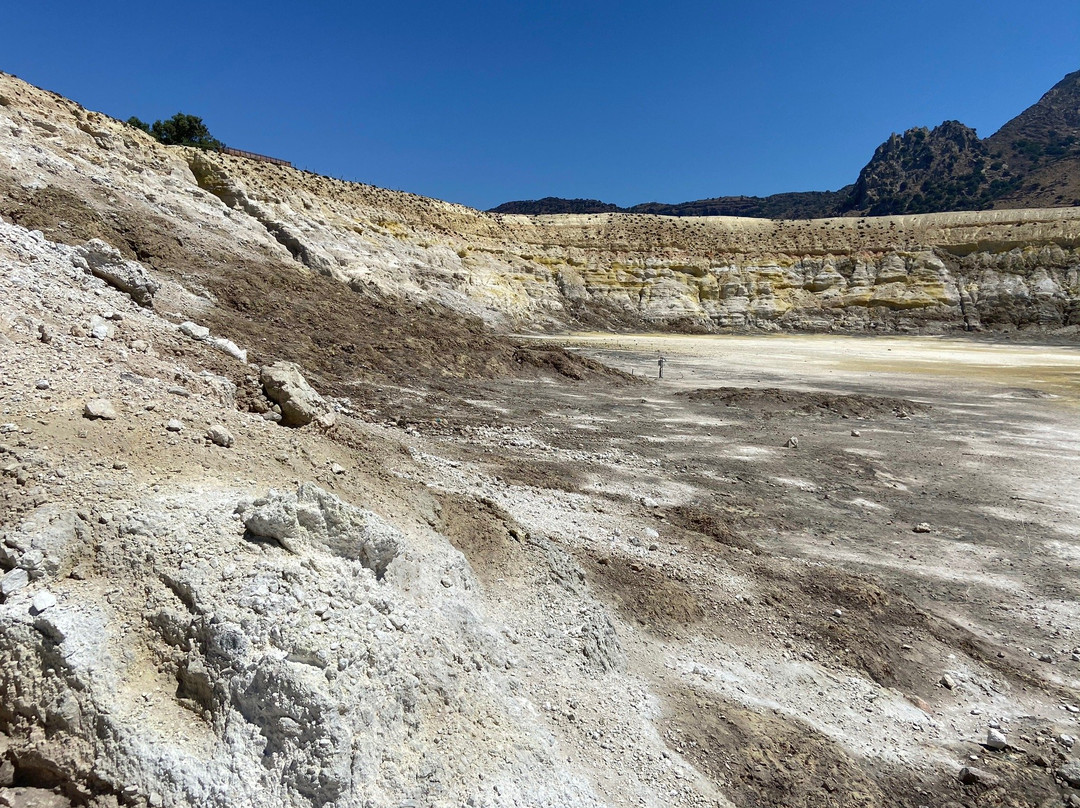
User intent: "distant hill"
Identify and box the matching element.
[626,190,850,219]
[488,197,621,215]
[491,68,1080,218]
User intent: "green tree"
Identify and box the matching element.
[126,116,152,134]
[126,112,222,150]
[150,113,222,149]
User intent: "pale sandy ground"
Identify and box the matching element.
[558,334,1080,403]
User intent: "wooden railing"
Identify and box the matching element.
[220,146,291,167]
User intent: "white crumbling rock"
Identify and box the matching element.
[211,336,248,363]
[0,568,29,597]
[179,321,211,340]
[260,362,329,427]
[30,590,57,614]
[4,506,90,579]
[77,238,159,307]
[241,483,401,578]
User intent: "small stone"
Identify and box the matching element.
[331,462,345,475]
[91,324,110,340]
[957,766,999,786]
[167,386,190,397]
[1,568,30,597]
[913,523,932,533]
[940,674,956,690]
[165,419,184,432]
[130,339,150,352]
[206,425,234,448]
[38,323,54,344]
[35,379,50,390]
[179,321,211,340]
[1038,653,1053,663]
[850,429,861,437]
[30,590,57,614]
[643,527,659,540]
[985,728,1008,750]
[785,436,799,449]
[83,399,118,420]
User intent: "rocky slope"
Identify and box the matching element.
[2,70,1080,337]
[0,219,640,808]
[494,69,1080,219]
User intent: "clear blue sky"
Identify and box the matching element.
[5,1,1079,210]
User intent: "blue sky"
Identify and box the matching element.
[5,1,1079,210]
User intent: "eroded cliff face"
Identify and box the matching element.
[185,150,1080,333]
[2,70,1079,336]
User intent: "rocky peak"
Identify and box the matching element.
[984,69,1080,204]
[989,68,1080,155]
[843,120,1009,216]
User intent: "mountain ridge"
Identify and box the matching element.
[492,68,1080,218]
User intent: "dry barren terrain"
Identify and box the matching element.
[1,70,1079,808]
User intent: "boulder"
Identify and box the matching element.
[985,727,1008,750]
[0,567,29,597]
[83,399,117,420]
[30,590,57,614]
[260,362,328,427]
[76,239,159,307]
[1060,760,1080,788]
[206,425,234,448]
